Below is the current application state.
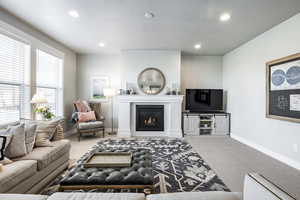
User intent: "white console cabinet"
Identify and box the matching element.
[183,112,230,136]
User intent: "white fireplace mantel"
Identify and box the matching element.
[117,95,184,137]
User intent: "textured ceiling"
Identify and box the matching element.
[1,0,300,55]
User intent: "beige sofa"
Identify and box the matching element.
[0,173,296,200]
[0,139,71,194]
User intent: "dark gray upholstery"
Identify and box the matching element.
[60,148,153,186]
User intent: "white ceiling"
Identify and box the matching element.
[1,0,300,55]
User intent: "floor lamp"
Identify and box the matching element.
[103,88,116,134]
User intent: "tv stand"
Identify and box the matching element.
[182,111,230,136]
[189,110,226,114]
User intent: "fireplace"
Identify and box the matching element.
[136,105,164,131]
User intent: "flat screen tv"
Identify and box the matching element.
[185,89,223,112]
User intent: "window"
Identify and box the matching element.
[0,33,30,124]
[36,49,63,116]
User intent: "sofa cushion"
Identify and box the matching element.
[3,123,27,158]
[15,139,70,170]
[78,121,104,130]
[0,160,37,193]
[0,194,48,200]
[244,173,296,200]
[147,192,242,200]
[48,193,145,200]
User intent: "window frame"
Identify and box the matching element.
[0,30,31,123]
[35,49,64,116]
[0,20,65,123]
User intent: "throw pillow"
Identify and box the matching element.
[78,111,96,122]
[35,119,60,147]
[25,123,38,153]
[5,123,27,158]
[0,121,20,130]
[0,135,13,165]
[0,136,6,161]
[52,123,64,141]
[82,100,92,111]
[74,100,89,112]
[89,102,102,120]
[0,132,12,151]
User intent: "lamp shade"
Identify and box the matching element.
[103,88,116,97]
[30,94,48,104]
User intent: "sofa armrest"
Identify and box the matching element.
[0,194,48,200]
[243,173,296,200]
[147,192,242,200]
[99,115,105,121]
[48,193,145,200]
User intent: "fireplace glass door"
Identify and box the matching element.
[136,105,164,131]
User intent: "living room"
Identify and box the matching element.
[0,1,300,200]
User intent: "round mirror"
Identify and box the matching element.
[137,68,166,95]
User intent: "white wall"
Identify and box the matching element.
[223,13,300,169]
[0,8,77,128]
[181,56,223,110]
[121,50,181,94]
[77,54,121,128]
[77,53,224,128]
[181,56,222,89]
[77,50,181,128]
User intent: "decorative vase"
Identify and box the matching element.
[36,113,45,121]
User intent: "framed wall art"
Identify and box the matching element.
[90,76,109,101]
[266,53,300,123]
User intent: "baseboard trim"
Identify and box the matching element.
[231,134,300,171]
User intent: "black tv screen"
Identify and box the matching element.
[186,89,223,112]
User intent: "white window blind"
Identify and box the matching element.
[36,49,63,116]
[0,33,30,124]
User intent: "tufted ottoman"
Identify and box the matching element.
[59,148,153,193]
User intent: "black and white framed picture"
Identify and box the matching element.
[0,136,7,161]
[90,76,109,102]
[266,53,300,123]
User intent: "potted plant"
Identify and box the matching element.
[34,105,55,120]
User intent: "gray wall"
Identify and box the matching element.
[0,8,77,127]
[223,13,300,169]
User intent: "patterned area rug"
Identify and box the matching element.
[42,138,230,194]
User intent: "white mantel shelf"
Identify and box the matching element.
[117,95,184,138]
[118,95,184,102]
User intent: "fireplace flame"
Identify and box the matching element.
[144,117,156,125]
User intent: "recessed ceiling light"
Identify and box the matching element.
[68,10,79,18]
[144,12,155,19]
[194,44,201,50]
[98,42,105,47]
[220,13,231,22]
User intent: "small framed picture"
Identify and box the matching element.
[90,76,109,101]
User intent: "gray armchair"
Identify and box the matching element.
[72,102,105,141]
